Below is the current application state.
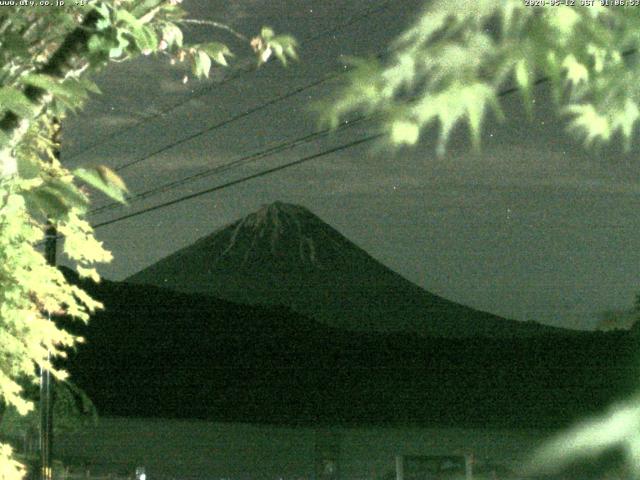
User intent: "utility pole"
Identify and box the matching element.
[40,119,60,480]
[40,222,55,480]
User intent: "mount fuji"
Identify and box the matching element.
[127,201,564,338]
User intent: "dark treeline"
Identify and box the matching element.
[59,268,640,429]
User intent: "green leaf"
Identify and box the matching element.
[0,129,9,148]
[193,50,212,78]
[76,266,101,283]
[20,75,89,111]
[270,35,298,65]
[270,42,285,66]
[22,178,89,217]
[545,6,580,39]
[515,59,530,92]
[562,54,589,87]
[261,26,275,40]
[514,59,533,119]
[199,42,231,66]
[162,24,183,47]
[1,31,29,57]
[131,25,158,53]
[109,45,124,59]
[612,99,640,151]
[88,34,113,55]
[96,17,112,31]
[78,78,101,95]
[545,51,563,106]
[21,73,61,94]
[74,166,128,204]
[0,87,37,119]
[116,9,140,27]
[565,104,610,146]
[391,120,420,145]
[45,179,90,212]
[16,156,40,180]
[94,3,113,31]
[131,0,165,18]
[111,29,131,58]
[94,2,111,21]
[25,187,69,218]
[160,3,187,22]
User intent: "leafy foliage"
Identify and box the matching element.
[0,444,25,480]
[327,1,640,476]
[0,380,98,436]
[525,395,640,478]
[74,166,129,204]
[0,2,296,479]
[250,27,298,66]
[326,1,640,154]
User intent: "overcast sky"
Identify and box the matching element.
[60,0,640,330]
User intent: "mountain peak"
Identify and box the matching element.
[128,203,565,338]
[213,201,337,268]
[250,201,315,230]
[259,200,304,212]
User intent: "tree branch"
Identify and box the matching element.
[178,18,248,42]
[0,10,99,145]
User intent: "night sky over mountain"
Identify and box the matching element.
[60,0,640,330]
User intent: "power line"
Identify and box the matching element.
[89,114,371,216]
[63,61,254,163]
[92,33,549,201]
[112,73,341,172]
[85,16,640,232]
[63,0,393,164]
[92,133,382,230]
[83,47,387,208]
[89,56,581,230]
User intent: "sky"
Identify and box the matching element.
[60,0,640,331]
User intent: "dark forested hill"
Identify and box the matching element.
[61,269,639,428]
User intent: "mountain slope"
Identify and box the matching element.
[127,201,564,338]
[59,269,638,427]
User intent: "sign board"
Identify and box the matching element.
[396,455,472,480]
